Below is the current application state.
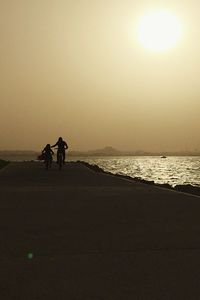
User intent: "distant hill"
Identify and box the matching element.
[68,147,200,156]
[1,148,200,158]
[0,150,38,161]
[0,150,38,156]
[68,146,121,156]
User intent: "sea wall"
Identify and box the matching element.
[78,161,200,197]
[0,159,9,170]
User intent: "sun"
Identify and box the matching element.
[137,10,182,52]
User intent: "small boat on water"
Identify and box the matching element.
[161,156,167,158]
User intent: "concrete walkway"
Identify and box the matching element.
[1,162,200,299]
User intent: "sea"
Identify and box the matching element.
[2,154,200,188]
[73,156,200,188]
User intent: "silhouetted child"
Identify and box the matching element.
[42,144,54,167]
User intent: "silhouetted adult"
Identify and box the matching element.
[51,137,68,163]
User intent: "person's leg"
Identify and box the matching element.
[57,151,59,163]
[50,156,52,167]
[62,150,65,163]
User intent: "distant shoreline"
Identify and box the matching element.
[1,152,200,157]
[1,147,200,157]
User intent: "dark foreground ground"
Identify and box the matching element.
[1,162,200,299]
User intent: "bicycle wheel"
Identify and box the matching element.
[45,158,49,170]
[58,152,63,170]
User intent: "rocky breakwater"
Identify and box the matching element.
[78,161,200,197]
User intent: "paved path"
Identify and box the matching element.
[1,162,200,299]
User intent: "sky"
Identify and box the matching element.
[1,0,200,151]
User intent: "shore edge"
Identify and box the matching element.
[78,160,200,197]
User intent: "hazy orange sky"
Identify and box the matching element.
[1,0,200,151]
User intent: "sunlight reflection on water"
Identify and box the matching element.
[71,156,200,187]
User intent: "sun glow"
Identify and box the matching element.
[137,10,182,51]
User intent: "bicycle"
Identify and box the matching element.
[44,154,52,170]
[56,149,64,170]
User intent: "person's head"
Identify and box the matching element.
[46,144,51,150]
[58,137,63,142]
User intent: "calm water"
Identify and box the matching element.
[70,156,200,188]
